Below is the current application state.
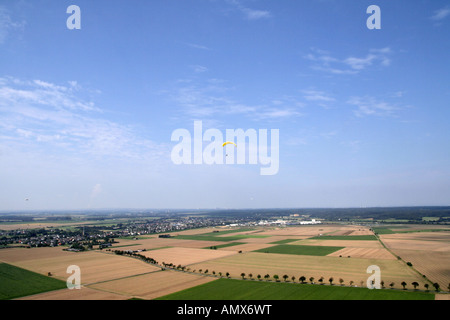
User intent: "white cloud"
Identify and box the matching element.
[431,6,450,21]
[0,77,99,112]
[344,54,377,70]
[171,80,303,122]
[242,8,271,20]
[0,77,167,161]
[226,0,271,20]
[190,65,209,73]
[348,96,399,118]
[255,108,302,120]
[302,90,335,102]
[305,47,392,75]
[184,42,212,50]
[0,6,25,44]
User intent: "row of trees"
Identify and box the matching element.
[113,250,158,265]
[236,273,444,292]
[112,250,447,292]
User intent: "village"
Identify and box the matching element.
[0,213,321,250]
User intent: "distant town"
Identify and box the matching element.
[1,206,448,250]
[0,213,320,250]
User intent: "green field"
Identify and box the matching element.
[269,239,300,244]
[372,227,396,235]
[0,263,67,300]
[156,278,434,300]
[253,244,344,256]
[309,235,378,241]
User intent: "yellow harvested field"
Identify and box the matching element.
[257,225,367,237]
[380,232,450,254]
[112,237,228,251]
[89,270,216,300]
[381,232,450,249]
[381,239,449,253]
[17,286,129,300]
[0,246,71,263]
[327,227,368,236]
[0,248,159,284]
[348,229,374,236]
[141,247,237,266]
[328,247,396,260]
[188,252,426,290]
[392,249,449,289]
[381,231,450,289]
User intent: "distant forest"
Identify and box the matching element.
[205,206,450,222]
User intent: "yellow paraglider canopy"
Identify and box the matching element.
[222,141,237,147]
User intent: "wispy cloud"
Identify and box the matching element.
[302,90,335,102]
[0,6,25,44]
[190,65,209,73]
[348,96,399,118]
[255,107,302,120]
[305,47,392,75]
[301,89,336,109]
[226,0,272,20]
[0,78,99,112]
[183,42,212,51]
[0,77,167,161]
[171,80,302,122]
[431,6,450,21]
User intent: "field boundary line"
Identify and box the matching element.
[372,226,436,288]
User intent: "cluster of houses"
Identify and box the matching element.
[228,218,322,227]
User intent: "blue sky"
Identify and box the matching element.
[0,0,449,210]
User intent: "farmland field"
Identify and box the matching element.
[309,235,377,241]
[17,286,129,300]
[187,251,427,290]
[0,247,160,284]
[253,244,344,256]
[89,270,217,300]
[140,247,237,266]
[0,263,66,300]
[156,278,434,300]
[380,229,450,289]
[0,223,448,300]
